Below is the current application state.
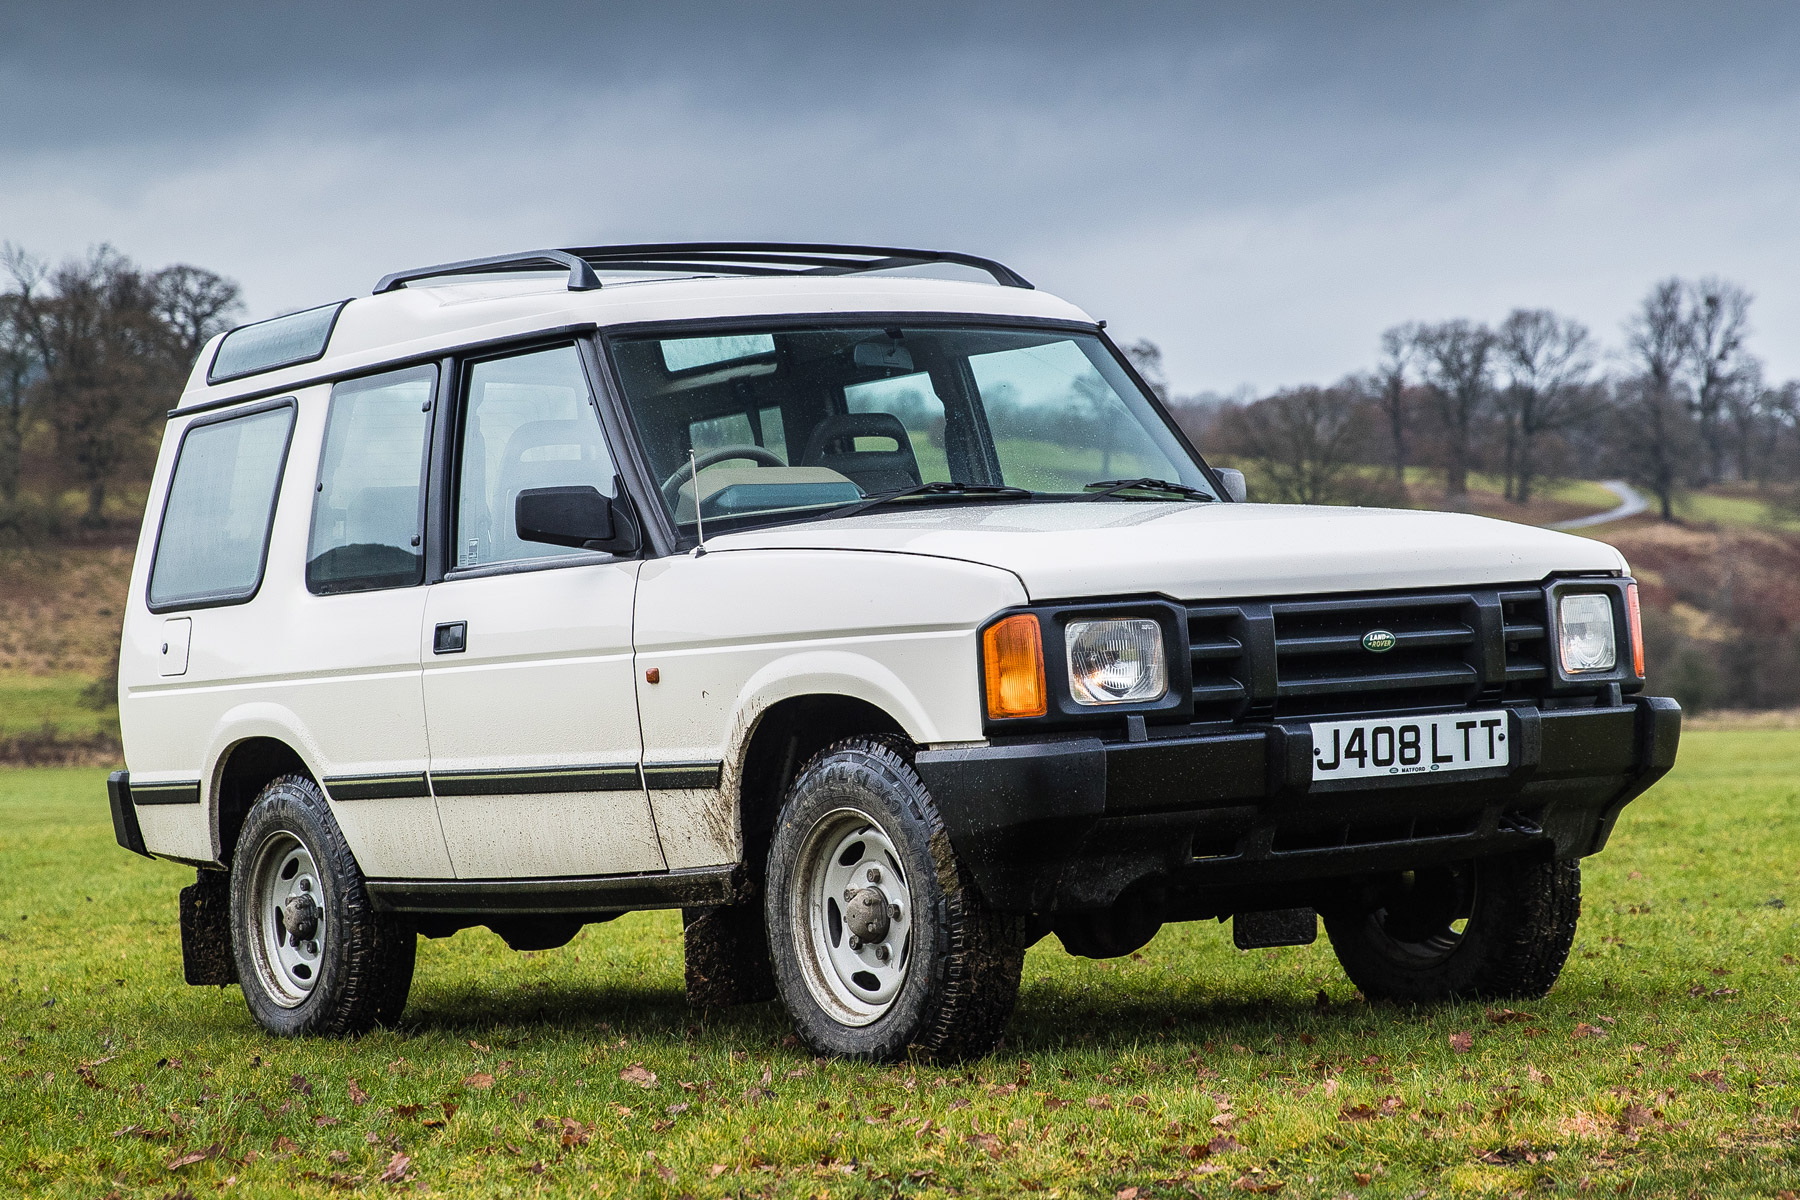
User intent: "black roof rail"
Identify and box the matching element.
[373,242,1032,295]
[563,242,1034,289]
[373,249,601,295]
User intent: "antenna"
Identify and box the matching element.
[689,450,707,555]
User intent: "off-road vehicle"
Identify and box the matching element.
[109,243,1680,1058]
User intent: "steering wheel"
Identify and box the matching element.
[660,444,787,509]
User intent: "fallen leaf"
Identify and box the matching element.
[312,1115,341,1128]
[1486,1008,1534,1025]
[166,1145,217,1171]
[1528,1065,1551,1085]
[328,1150,349,1165]
[1043,1096,1068,1110]
[379,1151,412,1183]
[468,1041,490,1052]
[666,1102,689,1117]
[1616,1103,1655,1133]
[1338,1104,1378,1122]
[1208,1134,1242,1154]
[347,1078,368,1105]
[291,1074,313,1096]
[1116,1188,1141,1200]
[463,1073,495,1090]
[965,1132,1003,1159]
[1449,1031,1473,1054]
[1086,1096,1113,1110]
[1231,1175,1284,1193]
[1688,1070,1729,1093]
[393,1104,423,1119]
[273,1136,299,1155]
[1572,1023,1607,1039]
[1354,1173,1372,1186]
[619,1064,658,1089]
[442,1101,458,1119]
[709,1164,728,1177]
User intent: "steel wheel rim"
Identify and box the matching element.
[789,806,913,1027]
[247,830,326,1007]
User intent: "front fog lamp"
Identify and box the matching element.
[1066,619,1167,705]
[1558,594,1617,673]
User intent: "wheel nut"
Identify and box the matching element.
[874,944,890,963]
[865,866,881,883]
[304,940,318,955]
[848,934,861,951]
[298,878,311,892]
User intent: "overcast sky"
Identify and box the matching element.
[4,2,1797,395]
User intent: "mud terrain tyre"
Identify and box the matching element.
[765,738,1024,1061]
[1324,852,1580,1004]
[229,774,415,1036]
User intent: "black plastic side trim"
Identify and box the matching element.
[107,771,151,857]
[642,761,724,790]
[323,773,431,801]
[132,780,202,805]
[430,764,644,797]
[365,865,739,915]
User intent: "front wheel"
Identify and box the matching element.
[1323,852,1580,1004]
[229,775,415,1036]
[764,738,1024,1061]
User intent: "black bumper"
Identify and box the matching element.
[913,696,1681,916]
[108,770,151,859]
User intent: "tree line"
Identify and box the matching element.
[1163,277,1796,519]
[0,244,242,540]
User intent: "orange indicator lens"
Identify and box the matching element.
[983,614,1047,719]
[1626,583,1645,678]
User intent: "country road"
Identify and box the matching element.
[1550,479,1649,530]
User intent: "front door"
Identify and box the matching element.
[421,343,664,879]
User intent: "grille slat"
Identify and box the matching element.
[1184,585,1552,719]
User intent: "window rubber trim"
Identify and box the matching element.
[145,397,298,615]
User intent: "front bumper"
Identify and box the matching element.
[912,696,1680,916]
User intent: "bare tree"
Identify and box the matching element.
[1224,383,1365,504]
[1496,309,1593,504]
[1621,278,1696,520]
[0,291,38,510]
[1121,338,1169,403]
[1374,323,1416,491]
[1414,320,1494,499]
[5,245,175,525]
[152,264,243,369]
[1684,278,1753,484]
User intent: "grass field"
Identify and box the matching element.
[3,734,1798,1198]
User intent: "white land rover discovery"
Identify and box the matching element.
[109,243,1680,1059]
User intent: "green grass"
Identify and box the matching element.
[0,673,117,739]
[1676,490,1800,533]
[4,736,1799,1198]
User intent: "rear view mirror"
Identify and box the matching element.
[853,339,914,371]
[516,486,640,555]
[1213,468,1247,503]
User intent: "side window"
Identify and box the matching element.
[454,344,617,568]
[843,373,951,483]
[148,403,295,610]
[307,365,435,595]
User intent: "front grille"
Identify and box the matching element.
[1184,585,1551,721]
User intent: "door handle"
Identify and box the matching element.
[433,622,467,654]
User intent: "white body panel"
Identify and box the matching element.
[420,562,665,879]
[702,502,1629,603]
[632,549,1028,867]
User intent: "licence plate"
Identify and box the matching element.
[1310,710,1510,782]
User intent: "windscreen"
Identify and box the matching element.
[608,324,1212,534]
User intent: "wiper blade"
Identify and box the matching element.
[827,480,1035,520]
[1081,476,1215,501]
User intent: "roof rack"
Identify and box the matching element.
[372,241,1032,295]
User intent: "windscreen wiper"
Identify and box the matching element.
[827,481,1035,520]
[1081,476,1215,501]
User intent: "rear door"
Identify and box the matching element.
[421,342,664,879]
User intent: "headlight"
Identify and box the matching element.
[1558,594,1616,673]
[1066,618,1167,705]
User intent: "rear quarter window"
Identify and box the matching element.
[147,402,297,611]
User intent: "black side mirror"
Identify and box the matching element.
[516,485,640,555]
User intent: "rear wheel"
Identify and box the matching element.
[765,738,1024,1061]
[229,775,415,1036]
[1323,852,1579,1004]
